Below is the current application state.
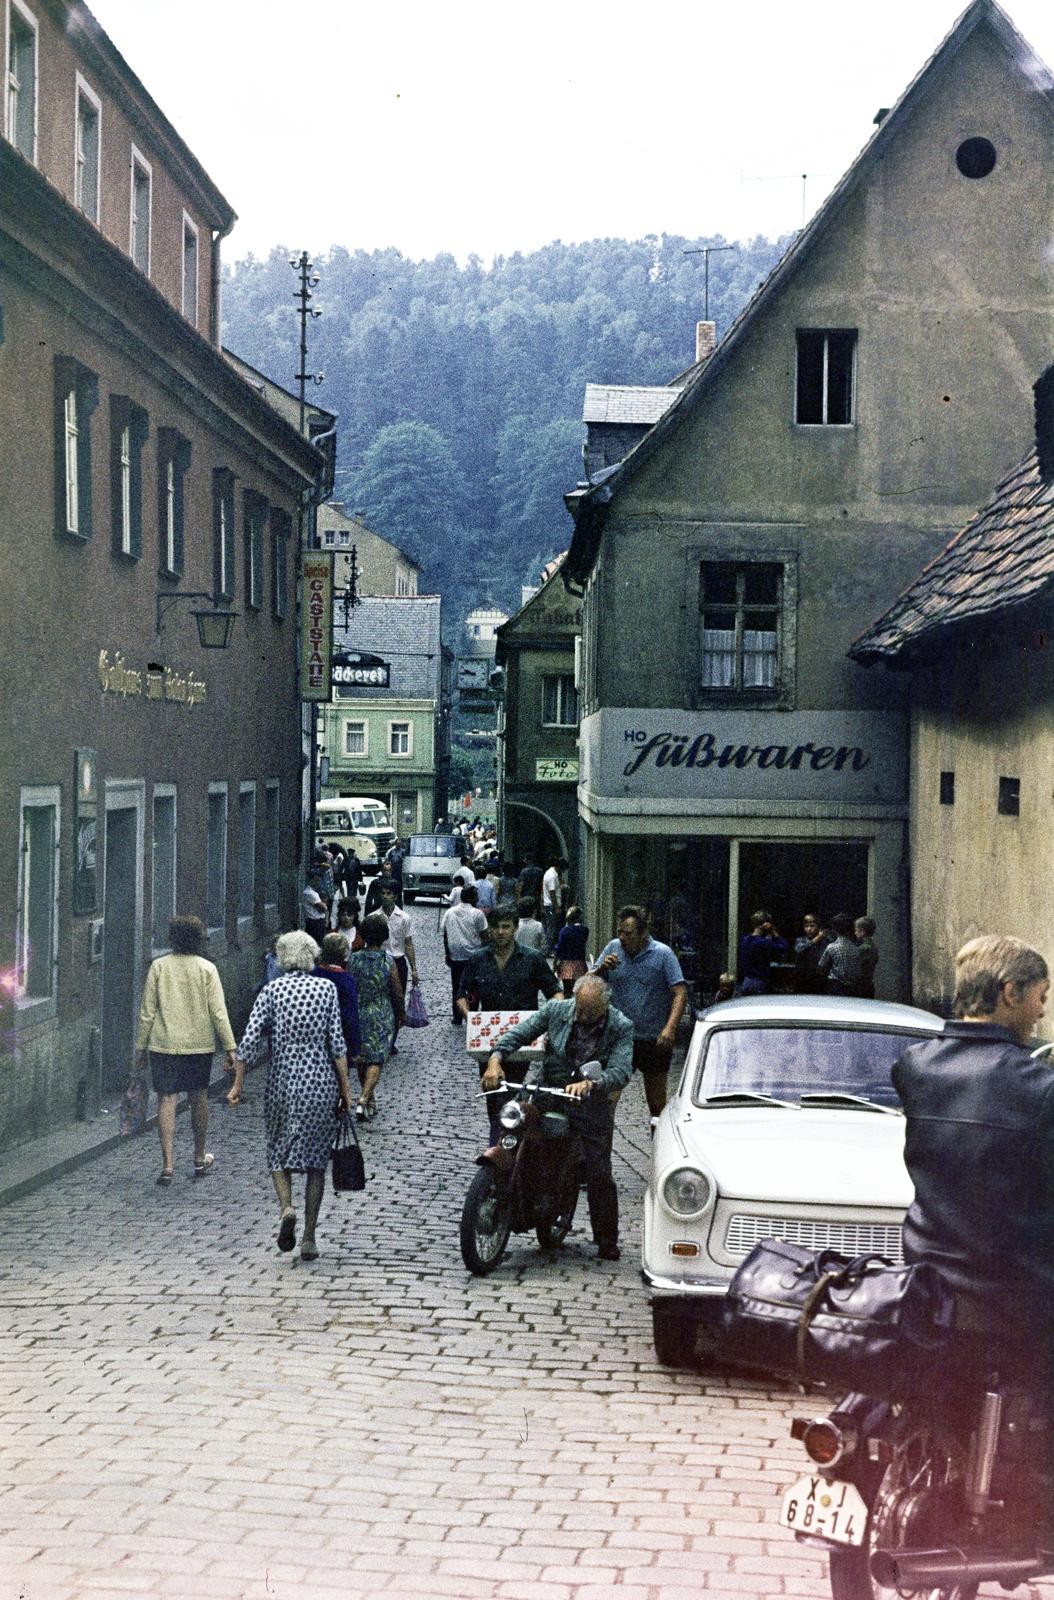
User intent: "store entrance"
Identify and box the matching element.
[101,803,138,1094]
[736,841,870,954]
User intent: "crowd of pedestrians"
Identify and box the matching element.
[731,905,881,999]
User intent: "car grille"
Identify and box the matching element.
[724,1214,903,1263]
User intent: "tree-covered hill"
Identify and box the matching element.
[220,232,792,621]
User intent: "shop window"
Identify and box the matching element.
[238,784,256,924]
[130,147,152,273]
[7,0,37,162]
[263,781,279,909]
[244,491,266,611]
[206,784,227,933]
[182,212,199,326]
[344,720,367,757]
[271,508,291,619]
[110,396,148,559]
[541,673,579,728]
[939,771,955,806]
[74,74,100,223]
[157,428,190,577]
[998,776,1020,817]
[700,562,782,692]
[389,721,412,757]
[16,786,59,1010]
[212,469,235,601]
[151,787,177,952]
[54,355,98,540]
[796,328,856,425]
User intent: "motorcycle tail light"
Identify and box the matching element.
[802,1418,855,1468]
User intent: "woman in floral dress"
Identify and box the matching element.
[227,930,354,1261]
[348,913,405,1121]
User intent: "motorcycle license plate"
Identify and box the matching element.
[779,1475,868,1546]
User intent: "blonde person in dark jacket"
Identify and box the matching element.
[135,915,236,1186]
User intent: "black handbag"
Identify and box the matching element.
[718,1238,954,1395]
[331,1112,366,1193]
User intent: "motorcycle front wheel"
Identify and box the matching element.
[828,1434,977,1600]
[535,1163,579,1250]
[460,1166,512,1275]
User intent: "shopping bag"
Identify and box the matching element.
[331,1112,366,1192]
[119,1074,148,1137]
[404,981,429,1028]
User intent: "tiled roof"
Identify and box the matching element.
[850,448,1054,663]
[582,384,680,425]
[333,595,442,699]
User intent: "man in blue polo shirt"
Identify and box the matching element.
[594,904,688,1121]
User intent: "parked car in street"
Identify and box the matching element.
[401,833,468,902]
[643,993,945,1368]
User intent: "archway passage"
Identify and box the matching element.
[502,800,567,869]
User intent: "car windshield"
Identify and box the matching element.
[694,1025,932,1110]
[350,809,385,829]
[409,835,458,857]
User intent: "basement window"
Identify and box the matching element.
[796,329,856,425]
[997,776,1020,817]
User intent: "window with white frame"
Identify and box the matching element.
[74,75,100,223]
[7,0,37,162]
[213,469,235,601]
[182,213,199,326]
[54,355,98,540]
[157,428,190,577]
[130,147,151,274]
[344,720,368,757]
[541,673,579,728]
[263,781,279,908]
[110,396,148,559]
[238,784,256,923]
[16,786,59,1006]
[244,492,266,610]
[700,561,782,692]
[151,787,177,951]
[271,508,291,618]
[206,784,227,933]
[795,328,857,425]
[389,721,412,757]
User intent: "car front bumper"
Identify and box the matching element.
[641,1267,729,1301]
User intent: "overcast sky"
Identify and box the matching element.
[88,0,1054,265]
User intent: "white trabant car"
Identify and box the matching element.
[643,993,945,1368]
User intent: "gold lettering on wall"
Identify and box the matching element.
[98,650,207,708]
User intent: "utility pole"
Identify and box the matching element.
[683,244,736,321]
[290,251,323,434]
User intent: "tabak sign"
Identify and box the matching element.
[300,553,333,702]
[582,708,908,804]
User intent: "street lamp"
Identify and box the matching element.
[156,590,238,649]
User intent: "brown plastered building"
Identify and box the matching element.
[0,0,324,1149]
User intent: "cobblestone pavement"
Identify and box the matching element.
[1,905,1044,1600]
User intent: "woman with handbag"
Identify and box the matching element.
[348,913,405,1122]
[226,930,354,1262]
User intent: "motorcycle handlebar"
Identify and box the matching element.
[476,1080,582,1101]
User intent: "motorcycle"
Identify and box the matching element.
[779,1375,1052,1599]
[458,1059,602,1275]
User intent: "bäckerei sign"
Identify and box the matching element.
[580,708,907,803]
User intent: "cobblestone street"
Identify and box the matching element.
[0,906,1011,1600]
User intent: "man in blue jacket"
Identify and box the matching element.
[483,976,634,1261]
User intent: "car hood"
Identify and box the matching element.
[665,1107,912,1208]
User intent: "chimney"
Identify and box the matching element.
[1034,365,1054,482]
[695,321,716,363]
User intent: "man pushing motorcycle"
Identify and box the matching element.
[483,975,634,1261]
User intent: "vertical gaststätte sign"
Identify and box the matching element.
[300,552,333,701]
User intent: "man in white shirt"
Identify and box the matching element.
[440,885,487,1024]
[541,856,566,952]
[380,885,418,998]
[302,875,327,944]
[516,897,547,954]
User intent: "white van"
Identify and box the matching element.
[315,796,396,870]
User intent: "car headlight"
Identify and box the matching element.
[499,1101,526,1130]
[661,1166,713,1218]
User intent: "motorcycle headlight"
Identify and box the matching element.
[661,1166,713,1218]
[499,1101,526,1130]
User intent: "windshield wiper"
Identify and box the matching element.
[702,1091,794,1108]
[798,1092,900,1115]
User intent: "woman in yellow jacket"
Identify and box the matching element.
[135,915,236,1185]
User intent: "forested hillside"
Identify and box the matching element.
[221,232,792,621]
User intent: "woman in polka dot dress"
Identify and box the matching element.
[228,930,355,1261]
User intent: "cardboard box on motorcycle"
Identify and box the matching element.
[466,1011,548,1061]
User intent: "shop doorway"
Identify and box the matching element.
[396,792,418,834]
[100,790,143,1094]
[735,841,870,957]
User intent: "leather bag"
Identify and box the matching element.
[718,1238,954,1395]
[331,1111,366,1193]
